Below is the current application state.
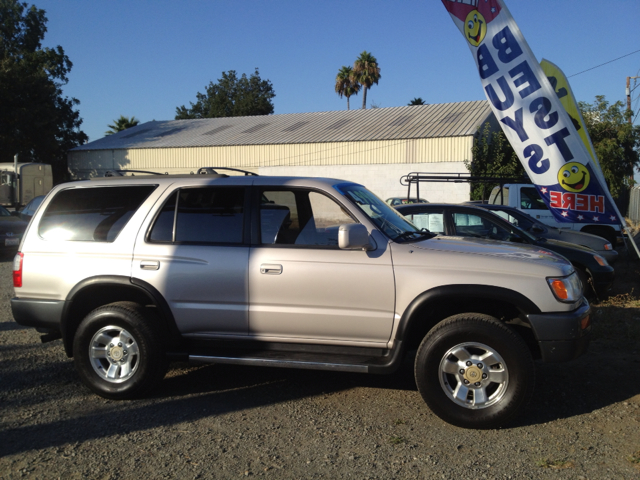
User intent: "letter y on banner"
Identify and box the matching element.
[441,0,623,228]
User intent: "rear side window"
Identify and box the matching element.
[38,186,156,242]
[149,187,245,244]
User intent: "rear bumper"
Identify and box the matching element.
[527,301,591,363]
[11,297,64,331]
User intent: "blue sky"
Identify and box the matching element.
[36,0,640,143]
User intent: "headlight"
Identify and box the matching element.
[547,272,582,303]
[593,254,608,266]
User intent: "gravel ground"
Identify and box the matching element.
[1,253,639,479]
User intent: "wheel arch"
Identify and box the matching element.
[396,285,542,356]
[61,275,180,357]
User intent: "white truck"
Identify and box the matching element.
[489,184,621,246]
[0,162,53,208]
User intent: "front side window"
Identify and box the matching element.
[520,187,548,210]
[39,186,156,242]
[260,189,355,247]
[149,187,245,244]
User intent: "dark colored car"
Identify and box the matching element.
[17,195,45,222]
[396,203,614,298]
[469,203,618,265]
[385,197,428,206]
[0,205,28,255]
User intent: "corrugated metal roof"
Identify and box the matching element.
[73,101,493,152]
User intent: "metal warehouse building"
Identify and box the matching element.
[68,101,497,203]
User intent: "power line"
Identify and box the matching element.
[568,48,640,78]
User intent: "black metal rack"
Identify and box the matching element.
[400,172,530,203]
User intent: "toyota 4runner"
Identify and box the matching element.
[11,169,591,429]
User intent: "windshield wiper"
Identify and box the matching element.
[394,230,435,242]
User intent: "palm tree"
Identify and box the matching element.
[351,51,381,109]
[408,97,426,106]
[335,66,360,110]
[105,115,140,135]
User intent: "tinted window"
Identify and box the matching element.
[149,187,245,244]
[39,186,156,242]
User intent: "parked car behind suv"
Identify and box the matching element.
[469,203,618,265]
[396,203,614,298]
[0,205,27,256]
[12,169,591,429]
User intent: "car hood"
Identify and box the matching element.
[548,228,607,248]
[0,216,28,234]
[538,237,598,255]
[407,235,573,272]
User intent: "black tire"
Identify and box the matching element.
[73,301,168,400]
[414,313,534,429]
[575,266,594,299]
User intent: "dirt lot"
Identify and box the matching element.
[1,249,639,479]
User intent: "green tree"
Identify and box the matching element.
[335,65,360,110]
[578,95,640,198]
[105,115,139,135]
[464,123,524,200]
[408,97,426,105]
[176,68,275,119]
[351,51,380,110]
[0,0,87,182]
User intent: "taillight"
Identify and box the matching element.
[13,252,23,288]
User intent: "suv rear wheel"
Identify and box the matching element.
[414,313,534,429]
[73,302,168,399]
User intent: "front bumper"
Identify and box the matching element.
[527,300,591,363]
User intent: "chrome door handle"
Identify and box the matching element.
[260,264,282,275]
[140,260,160,270]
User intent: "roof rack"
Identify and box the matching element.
[104,169,168,177]
[400,172,530,202]
[196,167,258,176]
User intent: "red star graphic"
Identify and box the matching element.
[610,215,616,221]
[593,216,599,222]
[577,215,584,220]
[561,211,569,217]
[540,187,548,194]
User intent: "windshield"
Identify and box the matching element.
[334,183,432,242]
[0,206,10,216]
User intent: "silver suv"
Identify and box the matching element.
[11,169,591,429]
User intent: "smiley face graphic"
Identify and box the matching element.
[465,10,487,46]
[558,162,590,193]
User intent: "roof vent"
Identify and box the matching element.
[156,127,185,137]
[242,123,269,134]
[326,119,352,130]
[122,128,152,139]
[389,116,410,126]
[282,121,309,132]
[203,125,232,135]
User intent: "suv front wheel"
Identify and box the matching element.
[414,313,534,429]
[73,302,168,399]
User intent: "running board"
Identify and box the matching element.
[189,354,370,373]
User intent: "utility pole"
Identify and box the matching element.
[627,76,639,125]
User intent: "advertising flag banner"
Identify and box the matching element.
[441,0,621,226]
[539,59,600,171]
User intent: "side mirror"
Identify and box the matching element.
[339,224,373,251]
[531,225,544,233]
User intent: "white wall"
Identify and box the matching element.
[259,162,470,204]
